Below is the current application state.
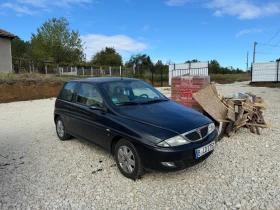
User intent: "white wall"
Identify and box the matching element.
[252,62,280,82]
[0,37,13,72]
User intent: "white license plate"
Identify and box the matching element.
[195,141,215,159]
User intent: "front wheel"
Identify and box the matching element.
[115,139,143,180]
[55,116,71,141]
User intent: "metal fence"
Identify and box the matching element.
[168,62,209,85]
[58,66,134,77]
[251,62,280,82]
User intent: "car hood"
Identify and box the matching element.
[113,100,212,134]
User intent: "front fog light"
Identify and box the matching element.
[161,162,176,168]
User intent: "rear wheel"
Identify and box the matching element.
[55,116,71,141]
[115,139,143,180]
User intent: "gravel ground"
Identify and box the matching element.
[0,81,280,209]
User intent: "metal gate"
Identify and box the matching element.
[169,62,208,85]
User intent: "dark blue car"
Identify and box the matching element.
[54,77,217,180]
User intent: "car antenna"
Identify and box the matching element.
[120,66,123,80]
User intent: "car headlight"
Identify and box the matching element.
[157,135,189,147]
[208,123,216,135]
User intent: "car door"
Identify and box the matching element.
[70,82,110,149]
[56,81,78,130]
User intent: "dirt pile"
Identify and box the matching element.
[0,82,63,102]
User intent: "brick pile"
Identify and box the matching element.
[171,75,210,112]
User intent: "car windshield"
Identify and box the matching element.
[102,80,168,106]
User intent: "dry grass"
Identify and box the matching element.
[5,72,278,88]
[0,73,90,84]
[210,73,251,84]
[0,73,169,86]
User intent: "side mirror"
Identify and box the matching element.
[89,104,107,113]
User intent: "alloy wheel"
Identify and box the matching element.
[118,145,135,173]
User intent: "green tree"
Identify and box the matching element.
[185,59,200,63]
[154,60,169,74]
[209,59,221,74]
[276,58,280,62]
[91,47,122,66]
[11,37,28,58]
[125,53,153,74]
[31,17,83,64]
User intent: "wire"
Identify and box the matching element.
[256,52,280,55]
[262,40,280,53]
[257,28,280,53]
[258,43,280,48]
[262,28,280,45]
[257,40,280,53]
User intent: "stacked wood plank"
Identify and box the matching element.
[171,75,210,112]
[193,83,271,138]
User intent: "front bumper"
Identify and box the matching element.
[133,130,218,171]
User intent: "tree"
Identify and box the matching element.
[276,58,280,62]
[11,37,28,59]
[125,53,153,74]
[185,59,199,63]
[209,60,220,74]
[31,17,83,64]
[154,60,168,74]
[91,47,122,66]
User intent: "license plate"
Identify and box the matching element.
[195,141,215,159]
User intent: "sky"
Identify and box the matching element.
[1,0,280,70]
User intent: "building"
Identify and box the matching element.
[0,29,16,72]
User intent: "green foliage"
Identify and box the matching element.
[209,59,220,74]
[208,59,244,74]
[276,58,280,62]
[31,17,83,64]
[185,59,199,63]
[11,37,28,58]
[154,60,168,74]
[125,53,153,74]
[91,47,122,66]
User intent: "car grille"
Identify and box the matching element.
[184,125,208,142]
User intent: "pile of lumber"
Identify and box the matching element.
[193,83,271,138]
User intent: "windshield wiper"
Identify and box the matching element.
[140,99,169,104]
[115,101,140,106]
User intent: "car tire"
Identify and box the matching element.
[55,116,71,141]
[115,139,143,180]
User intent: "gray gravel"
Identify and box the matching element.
[1,81,280,209]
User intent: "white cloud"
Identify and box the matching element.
[81,34,148,60]
[165,0,190,6]
[0,2,37,15]
[0,0,93,15]
[206,0,280,19]
[235,28,263,37]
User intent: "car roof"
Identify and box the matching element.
[68,77,140,84]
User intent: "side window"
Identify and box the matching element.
[59,82,77,102]
[77,83,103,106]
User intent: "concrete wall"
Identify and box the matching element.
[0,37,12,72]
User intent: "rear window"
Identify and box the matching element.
[58,82,77,101]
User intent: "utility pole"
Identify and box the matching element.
[246,52,249,71]
[253,42,257,63]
